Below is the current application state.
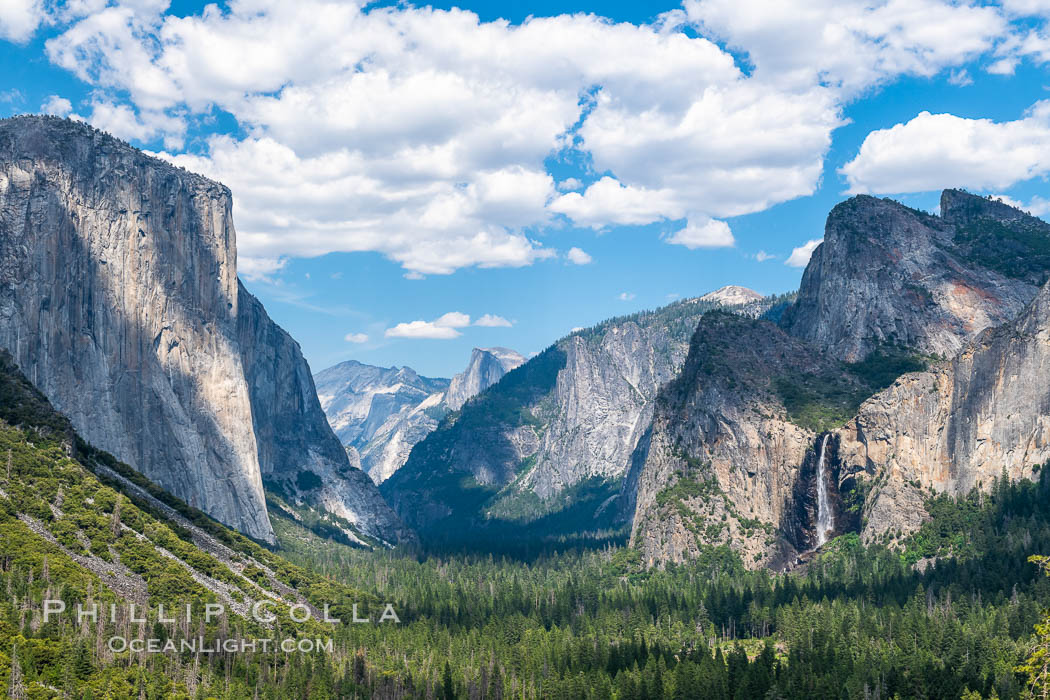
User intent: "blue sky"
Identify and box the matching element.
[1,0,1049,377]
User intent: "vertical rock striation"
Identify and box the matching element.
[626,312,869,568]
[444,347,526,411]
[0,116,407,545]
[835,278,1050,544]
[627,191,1050,568]
[237,285,410,544]
[383,293,772,537]
[782,192,1044,361]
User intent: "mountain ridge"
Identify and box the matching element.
[381,291,778,541]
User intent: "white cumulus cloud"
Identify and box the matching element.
[344,332,368,343]
[385,311,472,340]
[566,247,593,265]
[666,218,735,249]
[679,0,1006,94]
[992,193,1050,217]
[841,101,1050,194]
[32,0,1043,274]
[0,0,46,43]
[39,1,850,273]
[40,95,73,116]
[550,176,685,228]
[786,239,822,268]
[474,314,513,327]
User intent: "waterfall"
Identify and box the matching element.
[815,434,833,547]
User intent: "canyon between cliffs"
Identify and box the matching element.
[3,114,1050,574]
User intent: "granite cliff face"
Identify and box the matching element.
[0,116,407,545]
[445,347,525,411]
[626,313,875,568]
[315,348,522,485]
[626,191,1050,568]
[237,286,410,544]
[834,278,1050,545]
[782,191,1046,361]
[315,359,448,484]
[382,292,770,538]
[315,361,449,449]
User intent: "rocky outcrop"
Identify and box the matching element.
[445,347,525,411]
[0,116,407,545]
[835,278,1050,545]
[0,116,272,541]
[782,191,1045,361]
[699,285,764,306]
[519,323,695,499]
[626,191,1050,569]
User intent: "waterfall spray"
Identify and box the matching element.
[815,434,833,547]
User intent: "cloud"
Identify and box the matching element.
[948,69,973,86]
[841,101,1050,194]
[0,0,45,43]
[575,85,841,222]
[755,250,775,262]
[1026,196,1050,217]
[666,218,735,249]
[566,247,593,265]
[41,1,849,273]
[618,292,636,301]
[1002,0,1050,15]
[786,239,822,267]
[40,95,73,116]
[993,3,1050,68]
[344,332,368,343]
[37,0,1037,275]
[85,101,185,148]
[160,135,557,275]
[550,176,685,228]
[993,193,1050,217]
[385,311,471,339]
[474,314,513,327]
[238,256,288,282]
[679,0,1006,94]
[987,56,1019,74]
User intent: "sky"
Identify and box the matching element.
[1,1,1049,377]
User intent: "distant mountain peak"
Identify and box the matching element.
[699,285,763,306]
[445,347,526,411]
[316,347,524,484]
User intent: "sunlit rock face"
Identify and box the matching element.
[629,192,1050,569]
[782,191,1045,362]
[835,278,1050,545]
[0,116,409,545]
[315,348,524,485]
